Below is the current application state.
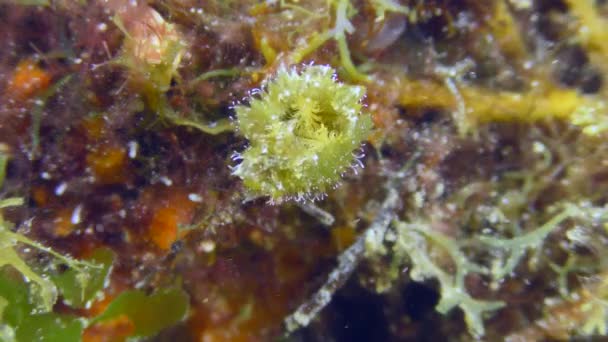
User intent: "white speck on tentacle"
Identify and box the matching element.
[249,88,262,96]
[199,240,215,253]
[231,152,243,161]
[353,157,365,169]
[188,193,203,202]
[55,182,67,196]
[352,151,366,160]
[71,204,84,225]
[127,140,138,159]
[159,176,173,186]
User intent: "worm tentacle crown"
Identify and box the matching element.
[232,65,373,203]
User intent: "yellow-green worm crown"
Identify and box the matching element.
[232,65,373,203]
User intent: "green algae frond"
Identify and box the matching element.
[232,65,373,203]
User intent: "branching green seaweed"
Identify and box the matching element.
[381,200,604,337]
[479,205,578,280]
[0,152,108,340]
[392,220,504,337]
[0,158,188,340]
[287,0,369,82]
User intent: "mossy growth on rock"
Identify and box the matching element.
[232,65,373,203]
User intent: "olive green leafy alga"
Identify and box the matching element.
[232,65,373,202]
